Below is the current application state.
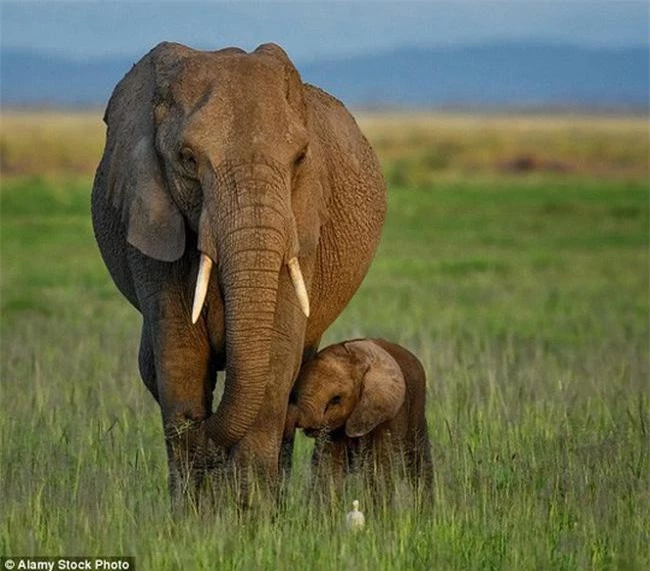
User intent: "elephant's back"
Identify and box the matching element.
[304,84,384,188]
[303,85,387,346]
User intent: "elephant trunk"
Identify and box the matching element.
[294,396,323,430]
[206,223,282,447]
[200,164,305,449]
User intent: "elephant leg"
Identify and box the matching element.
[410,435,434,506]
[138,324,158,402]
[279,343,320,486]
[143,295,220,505]
[276,434,295,512]
[228,360,305,510]
[361,434,398,511]
[310,434,348,512]
[279,432,295,491]
[226,271,310,508]
[227,385,290,510]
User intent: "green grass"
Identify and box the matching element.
[2,165,649,568]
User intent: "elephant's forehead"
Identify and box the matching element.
[307,356,352,385]
[173,53,285,106]
[174,55,305,155]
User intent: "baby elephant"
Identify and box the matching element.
[286,338,433,497]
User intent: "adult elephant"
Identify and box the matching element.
[91,42,386,501]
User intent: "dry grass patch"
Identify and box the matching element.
[356,112,649,181]
[1,110,105,176]
[1,110,647,180]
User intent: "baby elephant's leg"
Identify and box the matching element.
[311,434,348,508]
[407,431,434,506]
[361,433,400,510]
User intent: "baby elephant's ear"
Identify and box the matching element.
[344,341,406,438]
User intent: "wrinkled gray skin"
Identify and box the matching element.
[91,42,386,503]
[285,339,433,498]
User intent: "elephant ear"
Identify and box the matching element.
[254,43,307,121]
[102,42,192,262]
[253,42,292,62]
[344,341,406,438]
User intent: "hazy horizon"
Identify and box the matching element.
[2,1,648,64]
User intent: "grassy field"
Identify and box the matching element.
[1,111,648,569]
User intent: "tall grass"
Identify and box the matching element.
[1,113,648,569]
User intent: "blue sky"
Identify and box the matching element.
[2,1,648,63]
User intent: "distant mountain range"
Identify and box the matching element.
[1,43,648,109]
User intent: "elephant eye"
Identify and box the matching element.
[327,395,342,408]
[293,146,308,167]
[179,146,198,175]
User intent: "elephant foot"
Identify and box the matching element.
[225,438,282,513]
[165,417,229,512]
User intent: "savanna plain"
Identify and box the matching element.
[1,111,648,570]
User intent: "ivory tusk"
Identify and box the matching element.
[287,257,310,318]
[191,253,213,324]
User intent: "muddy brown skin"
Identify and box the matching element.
[91,42,386,503]
[287,339,433,498]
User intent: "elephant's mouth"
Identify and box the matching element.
[303,425,347,440]
[303,427,323,438]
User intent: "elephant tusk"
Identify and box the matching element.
[191,253,213,324]
[287,257,310,318]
